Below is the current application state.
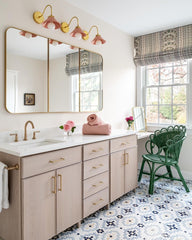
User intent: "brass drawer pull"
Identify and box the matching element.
[58,174,62,192]
[92,181,104,187]
[92,198,104,205]
[91,147,103,153]
[51,176,56,194]
[120,142,126,146]
[49,157,65,164]
[92,164,103,169]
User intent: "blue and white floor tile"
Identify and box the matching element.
[52,176,192,240]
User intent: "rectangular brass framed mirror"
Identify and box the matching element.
[5,27,103,113]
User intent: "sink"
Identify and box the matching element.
[9,138,64,149]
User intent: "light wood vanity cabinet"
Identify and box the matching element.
[0,133,138,240]
[22,171,56,240]
[22,146,82,240]
[83,141,110,218]
[110,135,138,202]
[0,146,82,240]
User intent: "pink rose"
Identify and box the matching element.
[63,123,72,132]
[125,116,134,121]
[66,120,75,128]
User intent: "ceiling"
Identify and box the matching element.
[65,0,192,36]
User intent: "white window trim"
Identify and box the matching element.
[136,60,192,130]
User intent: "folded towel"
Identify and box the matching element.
[0,162,9,213]
[87,114,103,126]
[82,123,111,135]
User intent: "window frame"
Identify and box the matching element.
[137,59,192,128]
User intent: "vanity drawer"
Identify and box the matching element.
[83,188,109,218]
[84,171,109,199]
[84,155,109,180]
[21,146,82,178]
[110,135,137,153]
[83,141,109,161]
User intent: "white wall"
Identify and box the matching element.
[0,0,135,132]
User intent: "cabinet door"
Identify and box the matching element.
[57,163,82,233]
[124,147,138,193]
[110,150,125,202]
[22,171,56,240]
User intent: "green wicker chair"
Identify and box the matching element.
[138,125,189,194]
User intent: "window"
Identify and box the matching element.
[143,60,190,125]
[72,72,102,112]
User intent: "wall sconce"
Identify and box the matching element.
[83,25,106,45]
[49,39,62,46]
[61,16,86,39]
[19,31,37,38]
[33,4,60,30]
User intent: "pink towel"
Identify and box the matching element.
[87,114,103,126]
[82,123,111,135]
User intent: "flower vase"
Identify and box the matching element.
[67,131,71,136]
[127,124,132,130]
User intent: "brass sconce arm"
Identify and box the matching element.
[61,16,80,33]
[42,4,53,17]
[83,25,99,41]
[33,4,53,24]
[87,25,99,35]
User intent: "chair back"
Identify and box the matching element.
[166,134,185,163]
[148,125,186,163]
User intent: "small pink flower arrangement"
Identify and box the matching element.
[59,121,76,135]
[125,116,134,129]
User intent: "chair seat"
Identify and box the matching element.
[143,154,177,165]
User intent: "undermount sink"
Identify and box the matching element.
[9,138,64,149]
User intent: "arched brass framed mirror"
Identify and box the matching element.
[5,27,103,113]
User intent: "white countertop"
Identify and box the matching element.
[0,130,137,157]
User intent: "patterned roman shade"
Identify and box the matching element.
[134,24,192,66]
[65,50,103,76]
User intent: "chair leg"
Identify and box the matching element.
[166,166,173,180]
[174,164,190,192]
[138,159,146,182]
[149,162,155,194]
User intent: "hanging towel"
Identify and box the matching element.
[0,162,9,213]
[82,123,111,135]
[87,114,103,126]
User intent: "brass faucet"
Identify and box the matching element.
[24,121,35,141]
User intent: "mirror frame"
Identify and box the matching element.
[132,106,147,132]
[5,27,103,114]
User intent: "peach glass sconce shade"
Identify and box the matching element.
[42,16,61,29]
[70,26,87,39]
[49,39,62,46]
[70,45,78,50]
[33,5,60,30]
[19,31,37,38]
[91,34,106,45]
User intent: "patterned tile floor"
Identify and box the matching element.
[52,176,192,240]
